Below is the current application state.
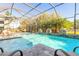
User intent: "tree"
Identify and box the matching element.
[18,19,30,32]
[63,19,73,29]
[29,12,73,33]
[5,11,11,16]
[36,13,50,32]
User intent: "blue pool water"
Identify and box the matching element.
[22,33,79,55]
[0,33,79,55]
[0,37,33,52]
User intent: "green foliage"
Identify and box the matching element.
[35,13,73,32]
[26,12,73,33]
[76,19,79,29]
[63,19,73,29]
[5,11,11,16]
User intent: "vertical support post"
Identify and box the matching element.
[36,18,38,32]
[74,3,76,36]
[11,3,14,15]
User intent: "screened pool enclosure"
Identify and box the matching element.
[0,3,79,56]
[0,3,79,38]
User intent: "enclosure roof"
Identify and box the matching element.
[0,3,79,21]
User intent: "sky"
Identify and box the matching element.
[0,3,79,21]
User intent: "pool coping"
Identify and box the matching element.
[0,36,22,41]
[33,32,79,39]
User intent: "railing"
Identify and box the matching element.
[9,50,23,56]
[73,46,79,52]
[54,49,70,56]
[0,48,4,54]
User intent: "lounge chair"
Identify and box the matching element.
[46,28,52,34]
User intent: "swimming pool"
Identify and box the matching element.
[0,37,33,52]
[0,33,79,55]
[22,33,79,55]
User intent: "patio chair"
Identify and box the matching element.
[46,28,52,34]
